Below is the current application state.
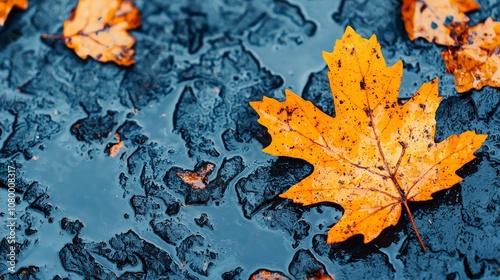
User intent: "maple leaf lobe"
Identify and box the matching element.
[0,0,28,26]
[176,163,215,190]
[251,26,487,246]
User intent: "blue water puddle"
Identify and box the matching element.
[14,221,72,278]
[379,231,406,277]
[15,97,298,278]
[178,196,297,278]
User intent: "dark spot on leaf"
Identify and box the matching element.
[420,3,427,13]
[364,108,373,117]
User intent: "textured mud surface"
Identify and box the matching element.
[0,0,499,279]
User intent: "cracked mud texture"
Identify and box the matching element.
[0,0,499,279]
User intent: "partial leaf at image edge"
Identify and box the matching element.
[442,17,500,92]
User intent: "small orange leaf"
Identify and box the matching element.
[250,269,289,280]
[442,18,500,92]
[176,163,215,190]
[0,0,28,26]
[402,0,480,46]
[61,0,140,66]
[109,132,124,157]
[250,27,487,251]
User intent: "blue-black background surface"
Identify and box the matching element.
[0,0,499,279]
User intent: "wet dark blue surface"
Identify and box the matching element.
[0,0,499,279]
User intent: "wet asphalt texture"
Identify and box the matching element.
[0,0,499,279]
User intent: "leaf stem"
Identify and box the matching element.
[402,200,426,253]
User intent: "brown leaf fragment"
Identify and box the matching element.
[177,163,215,190]
[442,17,500,92]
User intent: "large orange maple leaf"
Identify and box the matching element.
[53,0,140,66]
[250,27,487,251]
[0,0,28,26]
